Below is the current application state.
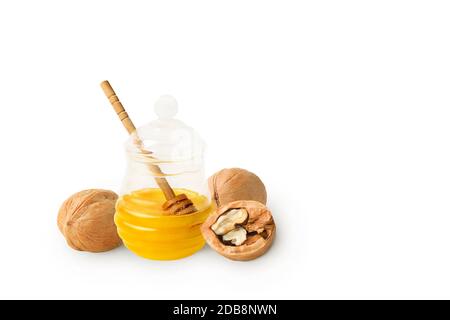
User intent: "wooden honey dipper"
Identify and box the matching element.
[100,80,197,215]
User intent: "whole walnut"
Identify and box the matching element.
[208,168,267,207]
[57,189,121,252]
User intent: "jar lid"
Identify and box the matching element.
[125,95,205,162]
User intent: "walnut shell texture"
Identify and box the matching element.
[201,200,276,261]
[57,189,121,252]
[208,168,267,207]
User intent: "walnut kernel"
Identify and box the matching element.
[201,200,276,261]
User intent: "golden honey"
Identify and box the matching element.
[115,188,212,260]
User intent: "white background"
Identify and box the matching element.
[0,0,449,300]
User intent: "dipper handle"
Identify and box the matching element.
[100,81,136,134]
[100,80,176,200]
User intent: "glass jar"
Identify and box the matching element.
[114,95,212,260]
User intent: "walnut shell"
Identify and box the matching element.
[208,168,267,207]
[201,200,276,261]
[57,189,121,252]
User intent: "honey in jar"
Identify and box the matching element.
[114,95,212,260]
